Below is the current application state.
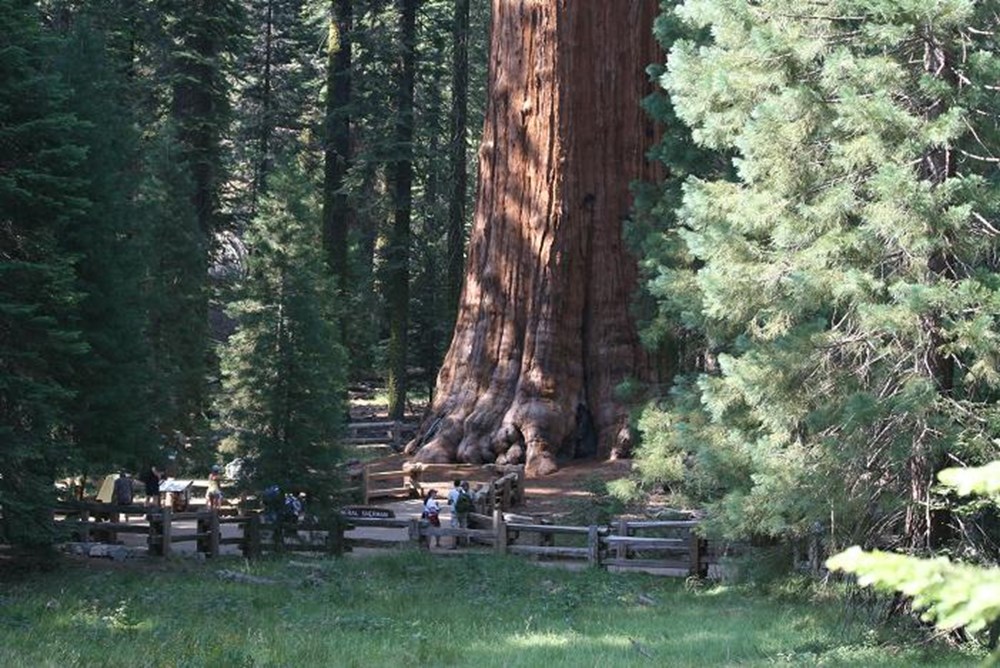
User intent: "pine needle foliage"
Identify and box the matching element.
[636,0,1000,551]
[829,461,1000,662]
[0,0,88,548]
[217,165,347,509]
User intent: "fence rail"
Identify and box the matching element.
[344,420,417,452]
[361,460,525,512]
[54,501,712,577]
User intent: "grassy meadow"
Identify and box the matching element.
[0,550,986,667]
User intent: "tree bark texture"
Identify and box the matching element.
[447,0,471,314]
[386,0,417,420]
[408,0,661,476]
[322,0,353,284]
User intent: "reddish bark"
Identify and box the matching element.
[408,0,661,476]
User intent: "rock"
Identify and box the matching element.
[216,569,279,585]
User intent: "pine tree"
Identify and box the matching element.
[655,0,1000,549]
[218,165,346,509]
[385,0,418,420]
[0,0,87,548]
[54,15,158,474]
[234,0,323,220]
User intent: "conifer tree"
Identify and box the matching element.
[54,17,158,473]
[651,0,1000,550]
[218,165,346,508]
[0,0,87,548]
[385,0,418,420]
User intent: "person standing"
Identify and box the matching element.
[447,479,462,527]
[422,489,442,547]
[141,466,162,507]
[453,481,474,547]
[206,465,223,511]
[111,471,134,506]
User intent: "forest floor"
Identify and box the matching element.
[348,386,640,521]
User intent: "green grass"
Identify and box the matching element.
[0,551,985,667]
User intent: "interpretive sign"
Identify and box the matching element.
[341,506,394,519]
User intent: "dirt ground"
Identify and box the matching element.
[517,457,633,518]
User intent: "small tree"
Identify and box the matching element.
[217,165,347,512]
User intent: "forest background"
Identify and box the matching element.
[2,0,1000,636]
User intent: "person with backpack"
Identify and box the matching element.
[422,489,442,547]
[452,481,474,548]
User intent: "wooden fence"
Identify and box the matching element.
[362,460,524,510]
[54,502,711,577]
[53,502,341,559]
[339,511,711,577]
[345,420,417,453]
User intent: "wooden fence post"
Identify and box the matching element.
[209,510,220,558]
[197,513,208,555]
[80,508,91,543]
[616,518,628,563]
[500,478,511,511]
[147,512,160,555]
[408,517,425,549]
[391,421,401,450]
[161,507,173,557]
[327,515,348,556]
[362,465,370,505]
[688,528,703,578]
[494,510,507,555]
[587,525,601,568]
[243,514,261,559]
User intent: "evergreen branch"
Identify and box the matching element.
[971,212,1000,237]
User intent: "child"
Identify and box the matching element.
[422,489,441,547]
[206,465,223,511]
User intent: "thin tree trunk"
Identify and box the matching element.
[322,0,353,285]
[447,0,470,315]
[905,38,957,550]
[408,0,661,476]
[386,0,418,420]
[253,0,275,212]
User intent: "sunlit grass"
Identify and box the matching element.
[0,551,985,667]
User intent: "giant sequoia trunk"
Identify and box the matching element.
[407,0,661,476]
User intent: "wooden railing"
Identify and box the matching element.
[362,461,524,510]
[345,420,417,452]
[54,501,711,577]
[336,511,711,577]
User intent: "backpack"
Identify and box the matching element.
[454,490,473,514]
[282,494,303,523]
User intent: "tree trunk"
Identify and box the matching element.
[322,0,353,285]
[447,0,471,315]
[386,0,418,420]
[408,0,661,476]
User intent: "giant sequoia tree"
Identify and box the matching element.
[408,0,662,476]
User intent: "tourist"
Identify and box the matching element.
[206,465,223,511]
[447,479,462,528]
[422,489,442,547]
[141,465,162,507]
[453,481,474,548]
[111,471,134,506]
